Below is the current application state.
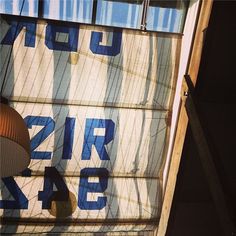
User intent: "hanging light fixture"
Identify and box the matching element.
[0,0,31,177]
[0,97,30,177]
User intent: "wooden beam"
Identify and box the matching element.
[187,0,213,86]
[156,96,188,236]
[156,0,213,235]
[184,76,235,236]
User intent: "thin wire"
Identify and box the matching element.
[0,0,26,95]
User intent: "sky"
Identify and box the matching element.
[0,0,187,33]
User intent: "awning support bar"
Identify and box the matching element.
[184,74,235,236]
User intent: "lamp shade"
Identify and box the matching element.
[0,103,30,177]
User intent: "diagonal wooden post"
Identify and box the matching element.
[156,1,213,235]
[184,74,235,236]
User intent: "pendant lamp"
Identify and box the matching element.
[0,97,30,177]
[0,0,30,177]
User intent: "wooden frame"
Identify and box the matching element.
[184,75,235,235]
[156,1,213,235]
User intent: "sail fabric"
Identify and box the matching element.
[0,16,181,234]
[0,18,181,110]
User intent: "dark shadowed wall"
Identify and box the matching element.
[166,1,236,235]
